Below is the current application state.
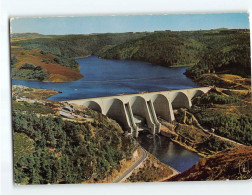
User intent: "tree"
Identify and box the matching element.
[10,56,18,67]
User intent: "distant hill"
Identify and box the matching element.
[11,32,150,57]
[185,29,251,78]
[99,31,201,67]
[10,32,150,81]
[167,146,252,181]
[10,29,251,82]
[11,33,55,42]
[99,29,250,77]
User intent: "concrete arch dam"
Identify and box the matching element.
[67,87,211,137]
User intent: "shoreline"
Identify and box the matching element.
[74,55,91,60]
[160,128,208,158]
[12,76,84,83]
[124,149,178,183]
[169,137,207,158]
[12,56,192,83]
[160,127,243,159]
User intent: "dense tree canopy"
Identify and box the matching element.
[190,91,252,145]
[13,109,138,184]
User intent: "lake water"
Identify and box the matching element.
[12,56,198,101]
[137,131,201,172]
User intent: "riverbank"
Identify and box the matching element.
[167,145,252,181]
[124,151,176,183]
[12,85,59,100]
[187,73,251,91]
[11,45,84,82]
[160,118,239,158]
[160,85,252,159]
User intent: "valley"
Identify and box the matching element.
[10,28,252,184]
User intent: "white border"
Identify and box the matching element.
[1,0,252,195]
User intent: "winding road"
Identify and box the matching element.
[113,147,148,183]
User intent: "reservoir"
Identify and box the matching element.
[137,131,201,172]
[12,56,198,101]
[12,56,201,171]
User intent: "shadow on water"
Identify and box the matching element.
[137,131,201,172]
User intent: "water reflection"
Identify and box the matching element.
[137,131,201,172]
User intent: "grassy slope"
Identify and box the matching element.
[125,152,175,182]
[11,46,83,82]
[168,146,252,181]
[14,132,35,165]
[193,73,251,90]
[190,89,252,146]
[12,85,59,100]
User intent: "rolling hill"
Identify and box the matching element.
[10,29,250,82]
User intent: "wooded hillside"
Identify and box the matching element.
[11,29,250,81]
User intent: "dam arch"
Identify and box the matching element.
[152,94,173,122]
[83,100,102,113]
[129,96,148,122]
[189,89,205,100]
[171,92,191,109]
[105,98,129,130]
[129,96,156,134]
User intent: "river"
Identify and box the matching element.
[12,56,201,172]
[137,131,201,172]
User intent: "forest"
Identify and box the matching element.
[190,91,252,145]
[11,32,149,71]
[13,108,138,184]
[11,29,250,81]
[12,63,48,81]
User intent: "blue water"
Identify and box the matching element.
[138,132,201,172]
[12,56,198,101]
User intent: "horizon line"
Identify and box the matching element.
[10,27,250,36]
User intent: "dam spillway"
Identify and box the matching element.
[67,87,211,137]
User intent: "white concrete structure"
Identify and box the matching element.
[67,87,211,137]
